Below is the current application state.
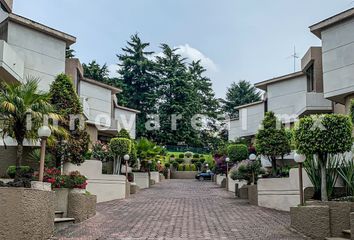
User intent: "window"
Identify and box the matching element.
[306,64,315,92]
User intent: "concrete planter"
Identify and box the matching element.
[31,181,51,191]
[130,182,139,194]
[239,185,249,199]
[290,205,331,240]
[248,185,258,206]
[150,172,160,183]
[133,172,149,189]
[307,201,354,237]
[0,187,55,240]
[216,174,226,185]
[171,171,198,179]
[150,179,156,186]
[67,193,97,223]
[220,178,226,188]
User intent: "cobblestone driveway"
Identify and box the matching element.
[55,180,305,240]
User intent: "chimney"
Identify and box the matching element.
[0,0,13,13]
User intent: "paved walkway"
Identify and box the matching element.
[55,180,305,240]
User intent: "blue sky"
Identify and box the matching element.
[13,0,354,98]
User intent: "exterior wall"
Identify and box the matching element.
[227,175,247,193]
[0,39,24,83]
[321,18,354,103]
[228,102,264,140]
[171,171,197,179]
[63,160,127,202]
[257,168,313,212]
[133,172,149,189]
[80,80,113,126]
[267,75,332,118]
[150,171,160,183]
[6,21,66,91]
[86,124,98,146]
[115,108,137,139]
[301,47,324,92]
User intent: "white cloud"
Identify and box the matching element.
[108,64,121,78]
[175,44,218,72]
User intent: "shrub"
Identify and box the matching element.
[185,152,193,158]
[191,164,197,171]
[178,164,184,171]
[68,171,88,189]
[195,161,202,170]
[185,164,191,171]
[294,114,352,201]
[117,129,131,139]
[193,154,200,159]
[338,157,354,196]
[110,138,131,157]
[92,141,113,162]
[200,158,206,163]
[176,158,184,164]
[6,166,31,178]
[227,144,248,163]
[256,112,291,176]
[191,158,199,164]
[178,153,185,159]
[230,160,264,185]
[165,163,171,168]
[170,154,175,159]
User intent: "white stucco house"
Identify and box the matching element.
[310,7,354,113]
[229,47,333,142]
[0,0,139,176]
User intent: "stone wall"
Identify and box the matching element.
[171,171,198,179]
[290,205,330,240]
[307,201,354,237]
[0,188,55,240]
[351,213,354,240]
[67,193,97,223]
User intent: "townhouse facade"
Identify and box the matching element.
[229,8,354,142]
[0,0,139,175]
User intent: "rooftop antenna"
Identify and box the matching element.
[290,46,299,72]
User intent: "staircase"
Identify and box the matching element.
[325,229,351,240]
[54,210,75,232]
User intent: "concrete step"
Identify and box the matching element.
[55,211,64,218]
[342,229,351,235]
[54,217,75,232]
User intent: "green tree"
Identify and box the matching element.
[117,129,131,139]
[66,47,75,58]
[227,144,248,163]
[49,74,90,165]
[116,34,159,139]
[0,79,63,177]
[294,114,352,201]
[110,137,132,174]
[222,80,261,118]
[83,60,110,82]
[256,112,291,176]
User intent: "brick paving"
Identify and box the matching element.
[55,179,305,240]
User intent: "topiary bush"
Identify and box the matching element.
[256,111,291,176]
[191,164,197,171]
[185,164,191,171]
[185,152,193,158]
[294,114,352,201]
[227,144,248,163]
[178,164,184,171]
[176,158,184,164]
[117,129,131,139]
[165,163,171,168]
[110,138,132,174]
[172,161,179,169]
[193,154,200,159]
[178,153,185,159]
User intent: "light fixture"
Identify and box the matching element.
[124,154,130,161]
[38,126,51,138]
[225,157,230,162]
[249,154,257,161]
[294,153,306,163]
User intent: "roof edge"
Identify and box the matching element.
[81,77,123,94]
[255,71,304,90]
[235,100,264,110]
[115,105,141,114]
[8,13,76,46]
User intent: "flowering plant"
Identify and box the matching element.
[68,171,88,189]
[40,168,87,189]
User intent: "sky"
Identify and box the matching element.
[13,0,354,98]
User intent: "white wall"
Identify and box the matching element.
[6,22,66,91]
[80,81,113,126]
[229,102,264,140]
[115,108,137,139]
[321,18,354,102]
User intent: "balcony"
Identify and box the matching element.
[299,92,333,115]
[80,97,90,119]
[0,40,24,84]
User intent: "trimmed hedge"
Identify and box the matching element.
[227,144,248,163]
[6,166,32,178]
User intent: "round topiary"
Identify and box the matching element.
[117,129,131,139]
[184,152,193,158]
[110,138,132,157]
[227,144,248,163]
[193,154,200,159]
[178,153,185,159]
[185,164,191,171]
[178,164,184,171]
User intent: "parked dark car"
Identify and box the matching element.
[195,172,214,181]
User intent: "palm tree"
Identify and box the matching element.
[0,78,66,177]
